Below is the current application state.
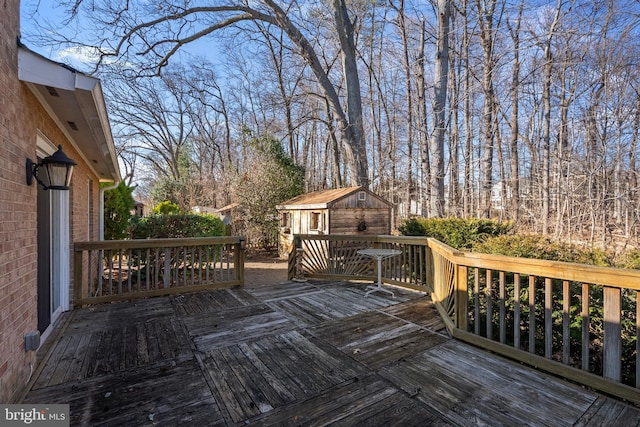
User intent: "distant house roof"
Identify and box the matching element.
[215,203,241,213]
[277,186,391,210]
[17,43,120,183]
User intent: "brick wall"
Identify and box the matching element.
[0,0,36,404]
[0,0,104,402]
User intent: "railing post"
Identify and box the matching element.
[603,286,622,382]
[426,240,434,292]
[236,237,246,286]
[455,265,468,330]
[288,235,301,280]
[164,247,171,289]
[73,247,84,308]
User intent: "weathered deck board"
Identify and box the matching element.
[574,397,640,426]
[381,340,598,426]
[381,295,447,332]
[171,288,260,316]
[244,280,323,301]
[311,310,448,369]
[266,284,410,326]
[198,329,370,424]
[183,303,295,352]
[251,375,450,426]
[33,316,192,389]
[23,279,640,426]
[25,357,224,426]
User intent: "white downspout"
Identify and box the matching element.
[99,181,120,240]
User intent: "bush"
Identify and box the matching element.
[103,182,135,240]
[398,217,512,250]
[472,234,612,266]
[152,201,181,215]
[129,213,225,239]
[615,249,640,270]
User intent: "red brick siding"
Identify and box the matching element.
[0,0,105,402]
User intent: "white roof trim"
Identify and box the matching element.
[18,45,120,183]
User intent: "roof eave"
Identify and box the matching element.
[18,45,121,183]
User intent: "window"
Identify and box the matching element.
[310,212,321,230]
[280,212,290,227]
[358,191,367,201]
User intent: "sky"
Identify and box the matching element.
[19,0,219,74]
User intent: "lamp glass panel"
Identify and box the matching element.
[46,163,72,188]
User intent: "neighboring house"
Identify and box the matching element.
[132,201,145,217]
[276,186,392,258]
[0,2,120,403]
[214,203,242,233]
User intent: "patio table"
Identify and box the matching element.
[357,248,402,298]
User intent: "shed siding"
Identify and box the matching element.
[330,192,391,210]
[329,208,390,235]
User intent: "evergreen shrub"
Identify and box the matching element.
[398,217,512,250]
[472,234,611,266]
[129,213,225,239]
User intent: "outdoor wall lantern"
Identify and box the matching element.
[26,145,77,190]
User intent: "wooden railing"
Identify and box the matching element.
[289,234,640,404]
[288,235,429,291]
[74,237,245,306]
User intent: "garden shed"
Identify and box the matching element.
[276,186,392,258]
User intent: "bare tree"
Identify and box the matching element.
[60,0,369,187]
[109,70,195,182]
[428,0,451,218]
[475,0,501,218]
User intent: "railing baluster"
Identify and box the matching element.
[545,278,552,359]
[108,250,113,296]
[529,275,536,354]
[474,268,480,335]
[603,286,622,381]
[182,247,187,287]
[486,269,493,340]
[562,280,570,365]
[581,283,590,371]
[127,249,132,293]
[154,248,160,289]
[499,271,506,344]
[118,249,123,295]
[98,249,104,296]
[206,245,211,283]
[164,247,171,289]
[514,273,521,349]
[637,290,640,388]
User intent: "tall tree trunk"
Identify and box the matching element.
[265,0,369,187]
[393,0,415,213]
[476,0,498,218]
[462,0,473,217]
[429,0,451,218]
[541,0,562,234]
[448,15,460,218]
[507,1,523,221]
[331,0,369,187]
[416,18,430,216]
[629,91,640,240]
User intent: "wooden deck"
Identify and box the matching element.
[23,279,640,426]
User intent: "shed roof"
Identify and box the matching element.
[277,186,391,210]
